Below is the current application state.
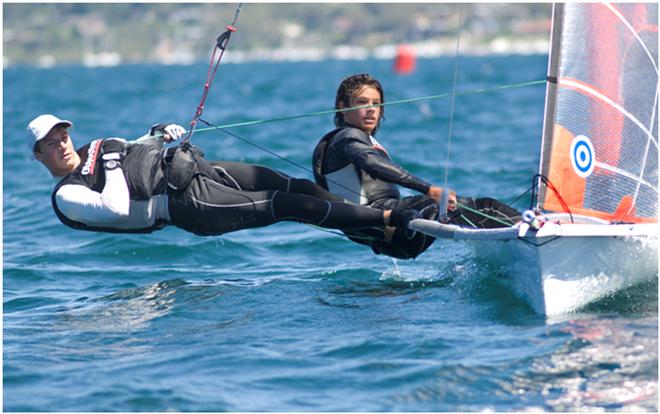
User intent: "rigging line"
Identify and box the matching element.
[229,2,242,26]
[183,2,242,143]
[506,185,535,208]
[439,4,464,217]
[196,119,368,203]
[455,212,478,228]
[206,125,521,242]
[456,203,518,227]
[206,119,429,251]
[199,118,436,213]
[192,79,546,134]
[535,174,574,222]
[198,119,307,171]
[208,119,408,249]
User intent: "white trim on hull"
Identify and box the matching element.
[409,214,659,315]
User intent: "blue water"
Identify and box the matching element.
[4,56,657,411]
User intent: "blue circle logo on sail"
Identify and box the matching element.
[570,135,595,178]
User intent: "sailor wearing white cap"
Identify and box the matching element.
[27,114,79,177]
[28,114,417,239]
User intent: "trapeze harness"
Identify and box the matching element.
[51,139,389,236]
[313,127,433,209]
[52,139,169,233]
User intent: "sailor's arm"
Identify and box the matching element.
[340,136,457,209]
[341,137,432,193]
[132,123,186,146]
[54,167,130,225]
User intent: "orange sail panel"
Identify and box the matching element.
[544,125,586,212]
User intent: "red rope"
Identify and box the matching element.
[183,24,238,143]
[542,176,574,222]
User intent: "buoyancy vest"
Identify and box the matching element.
[313,127,406,206]
[51,139,168,233]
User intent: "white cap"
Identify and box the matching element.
[27,114,73,150]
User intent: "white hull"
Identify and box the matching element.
[410,214,659,315]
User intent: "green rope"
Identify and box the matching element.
[456,202,517,227]
[454,211,478,228]
[196,79,542,241]
[194,79,546,133]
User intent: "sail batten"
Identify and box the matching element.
[594,161,657,192]
[604,2,659,72]
[539,3,659,223]
[558,77,658,148]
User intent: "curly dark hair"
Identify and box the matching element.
[334,73,385,134]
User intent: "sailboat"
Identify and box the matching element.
[409,3,659,315]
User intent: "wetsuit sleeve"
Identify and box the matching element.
[54,168,130,225]
[339,137,432,194]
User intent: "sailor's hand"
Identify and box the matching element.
[150,123,186,143]
[427,186,457,211]
[101,138,127,161]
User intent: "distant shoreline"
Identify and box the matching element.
[227,37,549,64]
[5,3,552,69]
[5,38,549,69]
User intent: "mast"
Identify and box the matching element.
[536,3,564,211]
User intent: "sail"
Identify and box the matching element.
[539,3,658,223]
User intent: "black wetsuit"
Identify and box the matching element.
[313,127,439,259]
[51,140,390,236]
[313,127,522,259]
[168,151,388,236]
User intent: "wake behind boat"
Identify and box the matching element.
[410,3,659,315]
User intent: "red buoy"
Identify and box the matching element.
[394,45,416,75]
